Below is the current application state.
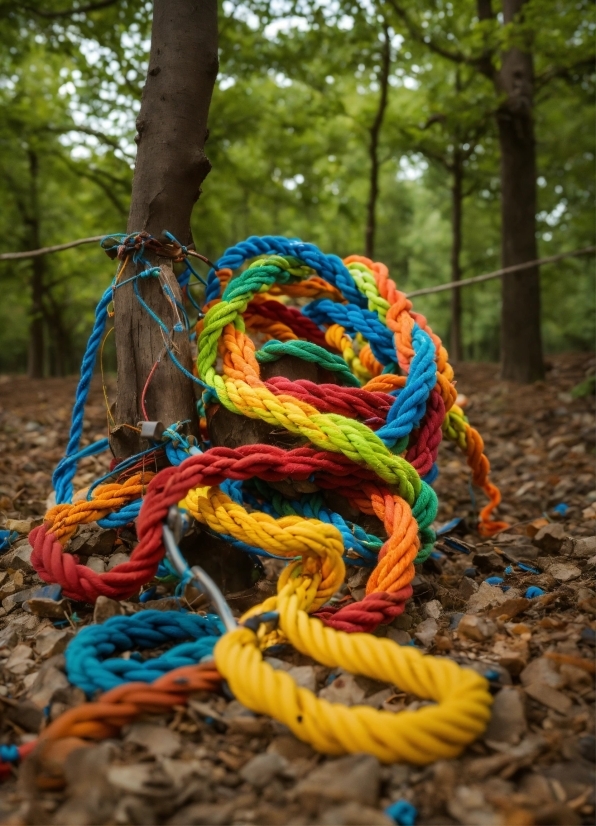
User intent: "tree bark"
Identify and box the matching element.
[449,146,463,363]
[112,0,218,457]
[497,0,544,381]
[365,21,391,260]
[26,150,45,379]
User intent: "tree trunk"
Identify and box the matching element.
[497,0,544,382]
[365,21,390,259]
[449,146,463,363]
[111,0,218,458]
[26,150,45,379]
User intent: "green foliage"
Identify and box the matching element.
[0,0,593,374]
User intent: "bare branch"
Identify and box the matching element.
[406,247,596,298]
[0,236,104,261]
[20,0,118,19]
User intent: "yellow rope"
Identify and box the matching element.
[214,578,493,764]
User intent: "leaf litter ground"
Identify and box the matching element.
[0,352,594,826]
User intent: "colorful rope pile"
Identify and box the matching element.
[11,232,507,778]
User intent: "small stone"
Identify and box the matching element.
[2,586,38,614]
[294,754,381,810]
[4,518,34,534]
[0,580,17,601]
[24,585,68,618]
[70,527,117,557]
[7,542,33,571]
[125,722,182,758]
[106,763,175,797]
[28,666,69,708]
[93,595,125,623]
[267,734,315,762]
[559,663,592,691]
[35,628,74,658]
[7,699,43,732]
[424,599,442,619]
[547,562,581,582]
[521,657,566,689]
[572,535,596,558]
[483,688,527,744]
[287,665,316,693]
[491,639,529,675]
[414,617,438,647]
[386,628,411,645]
[319,673,366,705]
[411,575,435,601]
[106,552,130,570]
[167,803,234,826]
[467,582,516,613]
[320,803,394,825]
[459,577,479,599]
[447,785,496,825]
[457,614,497,642]
[532,523,567,554]
[487,597,531,621]
[472,550,505,572]
[85,556,106,574]
[390,614,413,631]
[239,752,288,788]
[6,643,33,672]
[524,683,572,714]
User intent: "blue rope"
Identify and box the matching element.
[303,299,395,364]
[205,236,366,308]
[53,288,112,504]
[65,610,224,696]
[376,326,437,448]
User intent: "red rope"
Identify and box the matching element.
[30,446,386,604]
[247,300,330,348]
[313,586,413,633]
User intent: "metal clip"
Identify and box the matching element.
[138,421,165,442]
[162,521,237,633]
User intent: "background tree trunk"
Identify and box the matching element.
[111,0,218,458]
[27,150,45,379]
[449,146,463,363]
[497,0,544,382]
[365,20,390,260]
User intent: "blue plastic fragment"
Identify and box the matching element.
[31,584,62,601]
[517,562,541,574]
[436,518,463,536]
[525,586,545,599]
[505,565,513,575]
[0,744,19,763]
[443,536,471,554]
[552,503,569,516]
[484,669,501,682]
[485,577,504,586]
[0,530,18,553]
[139,587,157,603]
[385,800,418,826]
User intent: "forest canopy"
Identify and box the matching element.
[0,0,593,376]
